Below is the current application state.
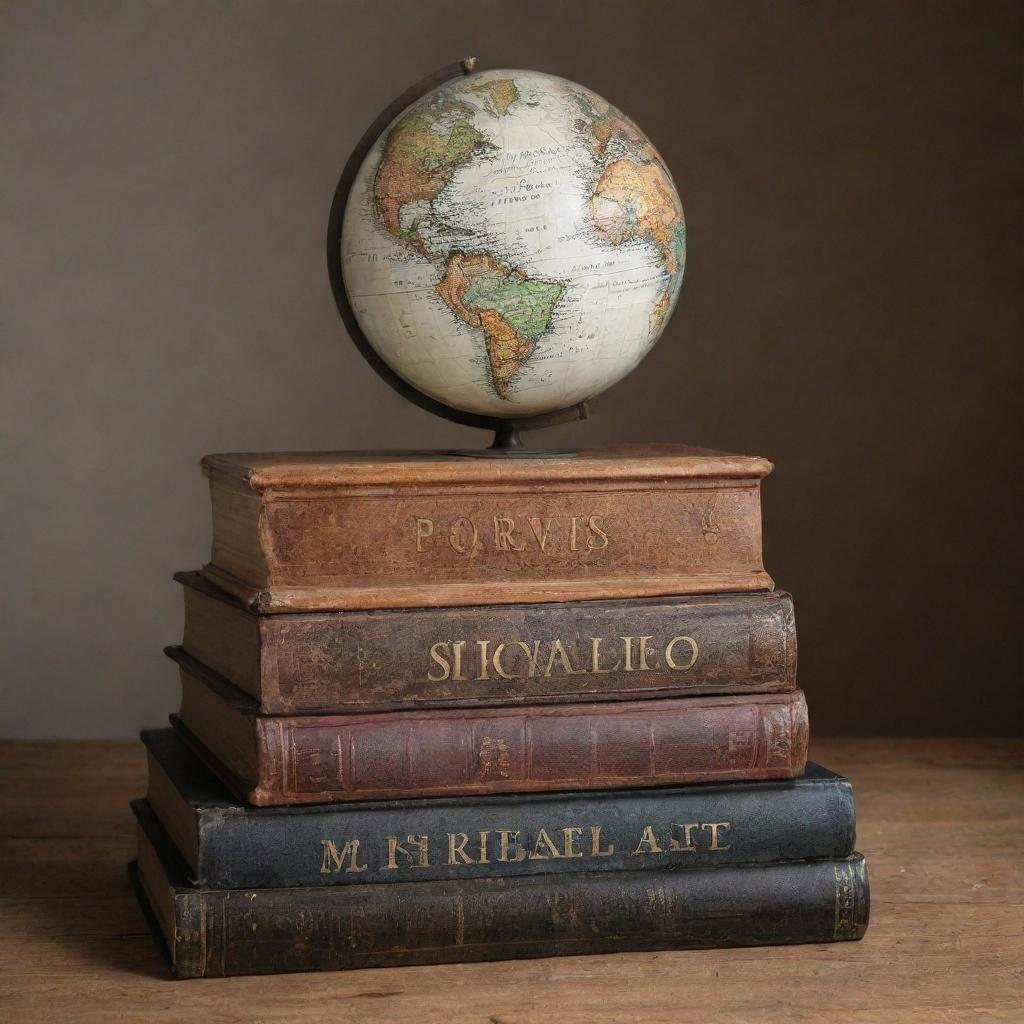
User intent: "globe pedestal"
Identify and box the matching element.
[458,416,581,458]
[490,421,524,451]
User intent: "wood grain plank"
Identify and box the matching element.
[0,738,1021,1023]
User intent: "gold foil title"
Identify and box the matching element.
[426,635,699,682]
[320,822,731,874]
[414,514,609,556]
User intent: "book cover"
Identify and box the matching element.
[132,799,868,979]
[175,572,797,713]
[172,663,809,805]
[199,445,773,612]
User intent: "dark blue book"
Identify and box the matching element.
[131,798,869,978]
[143,728,856,889]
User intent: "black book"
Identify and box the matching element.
[131,798,869,979]
[143,727,856,889]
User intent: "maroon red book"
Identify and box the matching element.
[172,660,808,806]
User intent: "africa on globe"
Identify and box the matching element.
[340,68,686,419]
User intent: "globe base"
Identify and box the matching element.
[446,445,579,460]
[445,418,579,457]
[490,421,524,451]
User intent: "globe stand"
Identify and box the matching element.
[326,57,588,455]
[490,421,523,451]
[470,414,584,458]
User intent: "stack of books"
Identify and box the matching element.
[130,445,869,978]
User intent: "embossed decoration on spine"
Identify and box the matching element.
[172,668,809,806]
[833,858,869,940]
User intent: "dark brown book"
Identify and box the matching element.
[173,571,797,714]
[132,800,868,979]
[199,445,774,612]
[171,660,808,806]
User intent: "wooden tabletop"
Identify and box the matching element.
[1,738,1021,1023]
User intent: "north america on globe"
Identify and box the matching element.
[340,69,686,418]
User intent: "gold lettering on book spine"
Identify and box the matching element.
[493,517,525,551]
[319,838,367,874]
[414,518,433,551]
[491,642,514,679]
[701,822,731,850]
[588,825,614,857]
[561,827,585,858]
[423,634,701,683]
[665,635,698,670]
[497,830,527,862]
[669,823,698,852]
[833,861,858,939]
[316,818,737,876]
[528,828,563,860]
[447,832,474,865]
[412,514,612,556]
[385,834,430,869]
[477,736,511,779]
[631,825,664,856]
[447,518,478,555]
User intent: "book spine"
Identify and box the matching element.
[179,582,797,713]
[248,691,808,805]
[167,856,869,978]
[180,581,263,701]
[205,475,772,611]
[191,776,853,889]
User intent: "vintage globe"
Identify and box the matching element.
[340,68,686,419]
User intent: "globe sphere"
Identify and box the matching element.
[340,69,685,418]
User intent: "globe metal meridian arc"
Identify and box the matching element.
[331,61,686,433]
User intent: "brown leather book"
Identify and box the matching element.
[199,445,774,612]
[173,571,797,714]
[171,661,808,806]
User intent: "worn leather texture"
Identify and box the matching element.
[132,799,868,979]
[199,446,774,611]
[173,668,809,805]
[175,571,797,713]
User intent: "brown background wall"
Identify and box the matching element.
[2,1,1021,738]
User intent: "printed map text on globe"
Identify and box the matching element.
[341,69,686,418]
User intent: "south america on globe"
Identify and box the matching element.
[340,68,686,419]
